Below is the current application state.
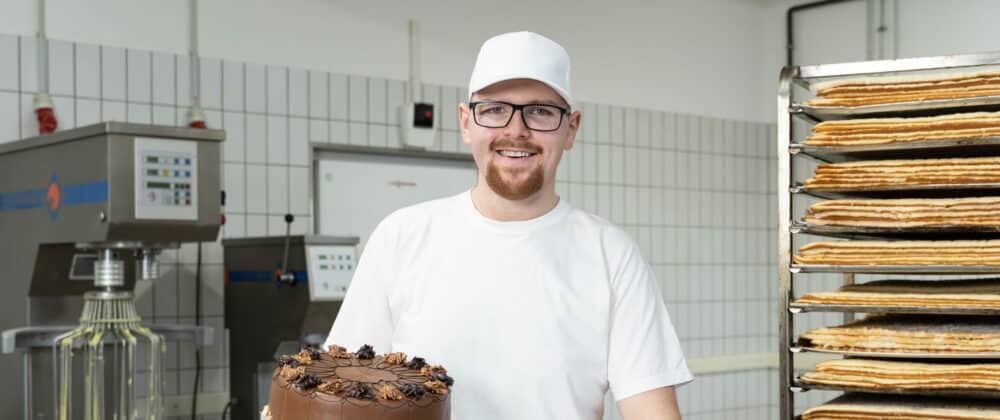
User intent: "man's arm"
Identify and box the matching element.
[618,386,681,420]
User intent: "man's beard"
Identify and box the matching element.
[484,139,545,201]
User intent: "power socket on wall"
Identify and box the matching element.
[398,102,437,149]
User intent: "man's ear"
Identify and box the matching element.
[564,110,581,151]
[459,102,472,145]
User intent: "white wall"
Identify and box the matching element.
[0,0,774,123]
[895,0,1000,58]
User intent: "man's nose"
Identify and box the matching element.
[503,109,532,139]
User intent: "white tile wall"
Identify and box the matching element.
[245,114,266,163]
[222,60,243,112]
[127,49,151,103]
[267,166,289,214]
[19,37,37,93]
[1,32,779,420]
[0,91,19,142]
[77,98,100,126]
[330,73,349,121]
[152,52,174,106]
[221,111,244,162]
[245,164,267,213]
[348,75,367,122]
[308,70,327,119]
[200,58,221,110]
[48,40,74,97]
[266,115,288,164]
[245,63,266,114]
[101,46,125,101]
[266,65,287,115]
[0,35,18,91]
[289,68,307,117]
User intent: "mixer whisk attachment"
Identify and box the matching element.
[52,248,165,420]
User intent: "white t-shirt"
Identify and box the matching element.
[326,191,692,419]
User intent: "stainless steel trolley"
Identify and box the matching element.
[777,51,1000,419]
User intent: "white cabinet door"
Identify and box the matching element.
[316,152,477,250]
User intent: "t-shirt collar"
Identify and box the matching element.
[462,189,569,233]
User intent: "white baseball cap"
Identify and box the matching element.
[468,31,573,108]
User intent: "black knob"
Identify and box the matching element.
[284,213,294,223]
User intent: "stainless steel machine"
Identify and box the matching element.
[0,122,223,419]
[222,232,357,420]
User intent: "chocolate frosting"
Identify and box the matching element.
[267,347,451,420]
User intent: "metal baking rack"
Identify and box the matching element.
[790,221,1000,240]
[777,51,1000,419]
[789,302,1000,316]
[790,264,1000,274]
[791,183,1000,200]
[792,96,1000,122]
[791,382,1000,400]
[791,346,1000,360]
[790,137,1000,163]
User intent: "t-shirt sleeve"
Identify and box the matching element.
[324,217,397,353]
[607,236,693,401]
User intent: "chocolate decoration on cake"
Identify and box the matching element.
[407,357,427,370]
[345,383,376,400]
[296,374,322,390]
[355,344,376,360]
[399,383,426,400]
[265,344,452,420]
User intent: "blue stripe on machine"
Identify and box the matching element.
[0,180,108,211]
[227,270,309,283]
[62,181,109,205]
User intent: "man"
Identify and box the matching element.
[327,31,691,419]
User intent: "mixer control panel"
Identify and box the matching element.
[306,245,356,301]
[134,137,198,220]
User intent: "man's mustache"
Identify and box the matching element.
[490,139,542,153]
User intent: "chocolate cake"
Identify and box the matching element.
[264,344,453,420]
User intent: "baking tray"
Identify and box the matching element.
[793,381,1000,400]
[790,137,1000,163]
[792,345,1000,360]
[789,302,1000,316]
[790,95,1000,121]
[790,221,1000,240]
[790,264,1000,274]
[791,183,1000,199]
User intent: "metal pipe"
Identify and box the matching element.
[408,19,422,103]
[189,0,201,105]
[36,0,48,94]
[776,65,796,420]
[786,0,854,66]
[23,352,30,420]
[279,214,295,284]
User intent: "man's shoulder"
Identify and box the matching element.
[562,204,637,249]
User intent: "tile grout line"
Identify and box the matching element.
[239,61,247,237]
[365,76,371,146]
[16,35,21,140]
[72,42,77,128]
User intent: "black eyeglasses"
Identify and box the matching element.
[469,101,569,132]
